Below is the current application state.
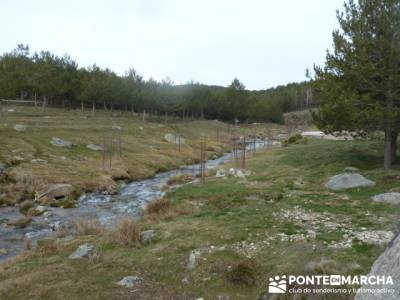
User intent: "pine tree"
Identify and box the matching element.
[312,0,400,170]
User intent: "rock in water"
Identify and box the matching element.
[14,124,27,132]
[50,137,72,148]
[215,169,226,178]
[164,133,185,144]
[355,234,400,300]
[68,243,95,259]
[86,144,103,151]
[371,193,400,205]
[325,173,375,190]
[117,276,141,288]
[35,183,74,203]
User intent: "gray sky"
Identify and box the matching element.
[1,0,343,90]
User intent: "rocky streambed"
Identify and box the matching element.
[0,139,270,261]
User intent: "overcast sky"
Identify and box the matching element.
[1,0,343,90]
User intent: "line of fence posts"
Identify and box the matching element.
[101,128,122,170]
[241,136,246,169]
[200,138,206,184]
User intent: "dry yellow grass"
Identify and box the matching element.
[0,105,286,205]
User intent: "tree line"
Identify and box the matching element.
[0,44,313,123]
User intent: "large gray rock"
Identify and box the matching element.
[14,124,27,132]
[117,276,141,288]
[164,133,185,144]
[355,234,400,300]
[68,243,95,259]
[372,193,400,205]
[35,183,74,203]
[325,173,375,190]
[50,137,72,148]
[86,144,103,151]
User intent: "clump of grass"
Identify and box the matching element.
[73,218,104,235]
[19,200,34,215]
[8,215,32,228]
[145,199,171,215]
[145,198,195,220]
[50,198,76,208]
[282,133,305,146]
[305,259,338,275]
[109,217,140,247]
[36,239,58,256]
[226,260,257,286]
[166,174,193,186]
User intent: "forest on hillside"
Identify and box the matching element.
[0,44,313,123]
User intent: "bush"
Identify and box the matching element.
[110,217,140,247]
[73,218,104,235]
[145,199,171,215]
[226,260,257,286]
[19,200,34,215]
[282,133,304,146]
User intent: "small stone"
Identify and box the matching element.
[0,248,7,256]
[86,144,103,151]
[187,249,202,270]
[117,276,141,288]
[31,158,48,164]
[216,169,226,178]
[14,124,27,132]
[50,137,73,148]
[344,166,359,172]
[371,193,400,205]
[140,230,155,244]
[0,162,6,173]
[68,243,95,259]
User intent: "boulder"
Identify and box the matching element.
[140,229,155,244]
[325,173,375,190]
[50,137,72,148]
[215,169,226,178]
[68,243,95,259]
[117,276,141,288]
[164,133,185,144]
[14,124,27,132]
[86,144,103,151]
[35,183,74,203]
[371,193,400,205]
[355,234,400,300]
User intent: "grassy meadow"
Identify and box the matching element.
[1,133,399,299]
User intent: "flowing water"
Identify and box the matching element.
[0,139,270,262]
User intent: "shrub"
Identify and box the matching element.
[73,218,104,235]
[145,199,171,215]
[19,200,34,215]
[226,260,257,286]
[110,217,140,247]
[282,133,304,146]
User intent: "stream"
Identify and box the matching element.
[0,139,270,262]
